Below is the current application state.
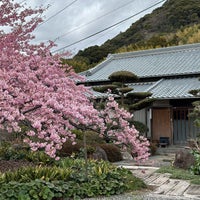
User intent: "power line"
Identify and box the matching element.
[84,24,122,49]
[19,0,26,4]
[52,0,165,53]
[39,0,78,26]
[54,0,136,41]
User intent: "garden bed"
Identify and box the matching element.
[0,160,34,173]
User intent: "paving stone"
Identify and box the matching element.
[154,179,180,194]
[166,180,190,196]
[184,185,200,196]
[147,173,171,186]
[131,168,158,179]
[145,173,169,186]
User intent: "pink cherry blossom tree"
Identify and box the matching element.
[0,0,149,162]
[99,96,150,162]
[0,0,104,159]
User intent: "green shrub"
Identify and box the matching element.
[0,158,146,199]
[129,120,149,134]
[25,151,55,165]
[58,132,122,162]
[58,131,106,158]
[58,140,82,157]
[149,142,158,156]
[191,150,200,175]
[99,144,123,162]
[83,131,105,145]
[0,142,27,160]
[0,142,54,165]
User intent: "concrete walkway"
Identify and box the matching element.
[115,154,200,200]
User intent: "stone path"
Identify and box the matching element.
[121,165,200,200]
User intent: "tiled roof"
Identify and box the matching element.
[128,82,155,92]
[127,77,200,99]
[91,77,200,99]
[84,43,200,82]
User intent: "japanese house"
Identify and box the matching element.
[80,43,200,145]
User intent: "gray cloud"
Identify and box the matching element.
[17,0,165,55]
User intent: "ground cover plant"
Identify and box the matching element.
[156,166,200,185]
[0,158,146,200]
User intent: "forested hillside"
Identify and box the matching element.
[62,0,200,72]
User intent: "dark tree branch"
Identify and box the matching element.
[23,105,42,114]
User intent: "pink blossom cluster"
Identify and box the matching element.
[100,96,150,162]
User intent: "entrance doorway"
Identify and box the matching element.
[152,108,172,144]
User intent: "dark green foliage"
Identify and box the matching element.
[118,87,133,94]
[25,151,55,165]
[189,89,200,96]
[189,101,200,132]
[58,140,83,157]
[130,120,149,134]
[78,130,106,145]
[191,150,200,175]
[129,98,155,111]
[94,71,154,111]
[0,159,146,199]
[75,45,109,65]
[149,142,158,156]
[127,92,152,99]
[112,82,124,87]
[99,144,123,162]
[109,71,139,83]
[93,85,118,93]
[58,131,123,161]
[0,142,27,161]
[0,143,54,165]
[61,56,91,73]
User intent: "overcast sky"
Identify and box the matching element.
[16,0,166,56]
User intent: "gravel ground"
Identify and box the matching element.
[83,193,200,200]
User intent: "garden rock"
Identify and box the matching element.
[92,146,108,161]
[173,149,195,169]
[121,151,133,160]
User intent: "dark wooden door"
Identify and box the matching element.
[152,108,172,143]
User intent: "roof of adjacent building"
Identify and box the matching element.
[81,43,200,100]
[83,43,200,82]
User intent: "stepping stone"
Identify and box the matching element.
[145,173,170,186]
[131,168,158,179]
[185,185,200,196]
[166,180,190,196]
[154,179,180,194]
